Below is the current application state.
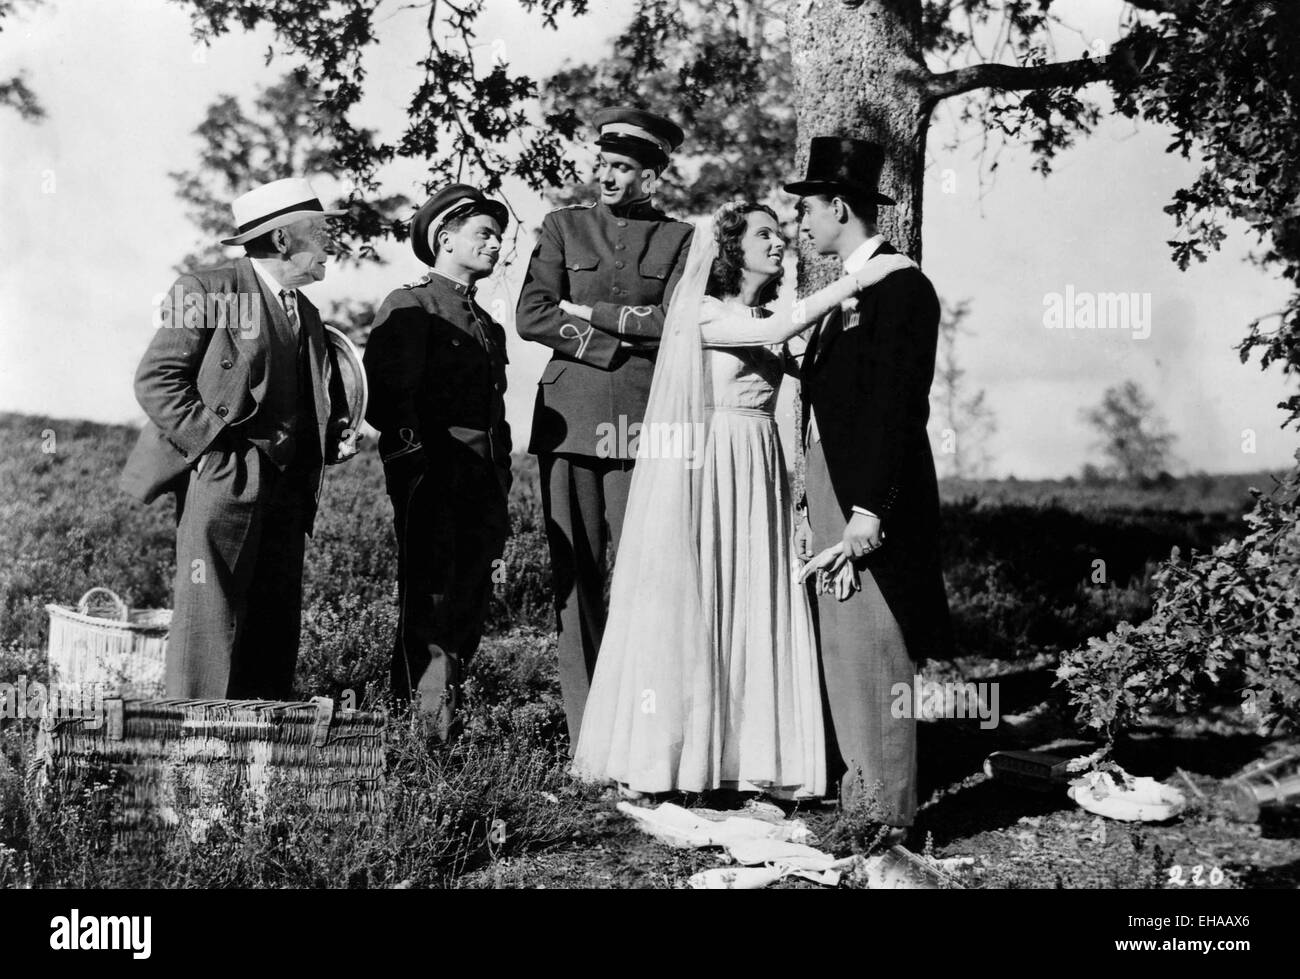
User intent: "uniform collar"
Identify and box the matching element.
[427,266,475,297]
[602,196,660,220]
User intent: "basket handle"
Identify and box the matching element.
[76,587,129,621]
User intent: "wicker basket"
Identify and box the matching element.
[45,587,169,698]
[35,697,387,838]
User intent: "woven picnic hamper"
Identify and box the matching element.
[44,587,169,697]
[36,697,387,837]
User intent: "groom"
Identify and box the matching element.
[788,137,953,827]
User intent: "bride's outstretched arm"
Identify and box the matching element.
[699,253,916,347]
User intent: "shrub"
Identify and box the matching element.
[1058,454,1300,759]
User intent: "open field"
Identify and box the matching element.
[1,411,1295,888]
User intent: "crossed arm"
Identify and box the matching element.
[516,215,692,366]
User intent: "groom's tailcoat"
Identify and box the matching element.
[801,241,953,662]
[800,238,951,820]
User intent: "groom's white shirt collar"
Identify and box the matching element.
[842,233,886,273]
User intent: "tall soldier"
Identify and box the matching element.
[517,107,694,746]
[364,184,513,738]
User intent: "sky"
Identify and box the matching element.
[0,0,1295,478]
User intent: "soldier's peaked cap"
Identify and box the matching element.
[410,183,508,268]
[593,107,684,170]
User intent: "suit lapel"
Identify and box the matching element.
[242,257,294,342]
[239,257,331,459]
[235,257,281,344]
[808,238,895,369]
[806,305,840,373]
[297,294,331,458]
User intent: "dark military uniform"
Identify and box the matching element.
[364,270,512,729]
[516,197,693,744]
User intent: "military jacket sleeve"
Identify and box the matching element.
[363,290,430,471]
[515,211,626,369]
[587,226,693,342]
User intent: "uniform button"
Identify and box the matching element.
[616,242,626,250]
[615,260,625,269]
[612,287,623,295]
[617,220,627,228]
[220,359,233,369]
[216,406,228,417]
[452,338,461,346]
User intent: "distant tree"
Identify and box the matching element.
[0,0,45,120]
[170,70,410,273]
[931,299,997,479]
[1082,379,1177,483]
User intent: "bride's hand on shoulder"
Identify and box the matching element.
[852,253,917,290]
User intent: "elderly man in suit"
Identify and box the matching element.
[120,177,357,701]
[516,106,694,746]
[363,184,513,737]
[789,138,953,829]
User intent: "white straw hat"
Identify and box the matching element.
[220,177,347,246]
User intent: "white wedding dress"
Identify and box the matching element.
[699,298,826,796]
[570,277,827,797]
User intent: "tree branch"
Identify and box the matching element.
[925,52,1118,105]
[1123,0,1192,15]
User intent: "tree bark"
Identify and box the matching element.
[788,0,931,267]
[787,0,931,499]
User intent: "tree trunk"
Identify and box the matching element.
[788,0,930,266]
[787,0,930,497]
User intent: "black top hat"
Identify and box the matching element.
[592,106,685,171]
[783,136,896,205]
[410,184,509,267]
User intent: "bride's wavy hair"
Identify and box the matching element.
[706,202,784,307]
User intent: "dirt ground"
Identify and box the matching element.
[459,665,1300,890]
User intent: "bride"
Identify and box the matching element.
[569,200,913,798]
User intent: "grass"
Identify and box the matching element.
[0,410,1295,888]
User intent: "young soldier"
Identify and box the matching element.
[364,184,513,737]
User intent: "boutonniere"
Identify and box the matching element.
[841,299,861,332]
